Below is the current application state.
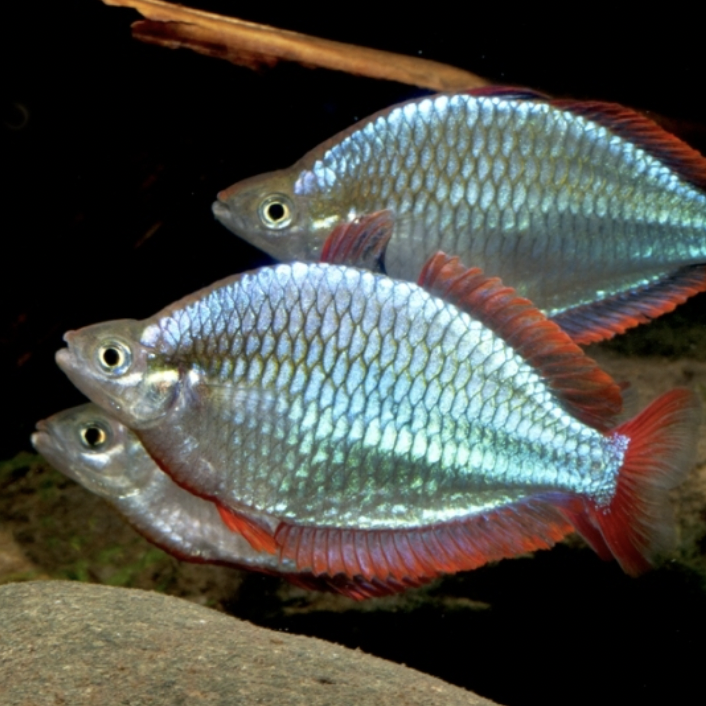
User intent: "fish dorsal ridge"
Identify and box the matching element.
[418,252,623,430]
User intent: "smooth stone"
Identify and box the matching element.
[0,580,498,706]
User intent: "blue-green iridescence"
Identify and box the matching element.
[215,94,706,317]
[134,262,625,530]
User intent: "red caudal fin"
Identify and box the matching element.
[419,252,623,430]
[588,389,701,575]
[274,498,575,595]
[550,265,706,345]
[320,210,394,272]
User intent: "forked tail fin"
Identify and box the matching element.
[588,389,700,575]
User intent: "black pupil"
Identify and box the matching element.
[102,347,121,367]
[267,203,285,221]
[83,426,104,448]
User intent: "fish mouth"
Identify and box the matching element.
[31,423,56,458]
[31,426,75,484]
[212,199,244,236]
[55,347,100,411]
[55,347,76,376]
[212,199,242,231]
[211,199,231,220]
[30,430,49,452]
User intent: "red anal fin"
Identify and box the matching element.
[558,503,614,561]
[550,99,706,192]
[419,252,623,430]
[273,497,575,596]
[551,265,706,345]
[285,571,432,601]
[465,86,551,101]
[589,389,700,576]
[320,210,394,272]
[216,503,278,555]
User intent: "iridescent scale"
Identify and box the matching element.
[139,262,624,530]
[293,95,706,316]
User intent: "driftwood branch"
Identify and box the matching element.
[101,0,489,91]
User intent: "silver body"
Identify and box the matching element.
[214,93,706,318]
[57,262,627,533]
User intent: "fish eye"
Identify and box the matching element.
[96,340,132,376]
[79,422,110,451]
[259,194,294,230]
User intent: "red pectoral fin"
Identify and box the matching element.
[216,503,278,554]
[320,210,394,271]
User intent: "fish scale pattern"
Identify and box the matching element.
[144,262,619,530]
[295,94,706,315]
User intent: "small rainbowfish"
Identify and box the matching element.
[32,403,399,598]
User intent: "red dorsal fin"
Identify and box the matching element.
[465,86,551,101]
[216,503,278,554]
[273,497,574,596]
[550,99,706,192]
[320,210,394,272]
[551,265,706,344]
[418,252,623,430]
[466,91,706,191]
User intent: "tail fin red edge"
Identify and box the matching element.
[589,389,700,575]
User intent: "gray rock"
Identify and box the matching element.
[0,580,498,706]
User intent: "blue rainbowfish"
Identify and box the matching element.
[214,87,706,344]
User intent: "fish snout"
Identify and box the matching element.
[31,427,54,456]
[215,180,242,202]
[55,347,75,374]
[211,199,231,220]
[32,416,60,454]
[212,198,245,236]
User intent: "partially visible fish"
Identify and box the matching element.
[31,404,401,598]
[213,87,706,343]
[55,214,700,595]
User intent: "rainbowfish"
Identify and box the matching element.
[213,87,706,344]
[31,403,399,598]
[54,229,699,595]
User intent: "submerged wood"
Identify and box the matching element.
[101,0,489,91]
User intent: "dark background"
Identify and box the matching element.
[4,2,706,459]
[3,3,706,704]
